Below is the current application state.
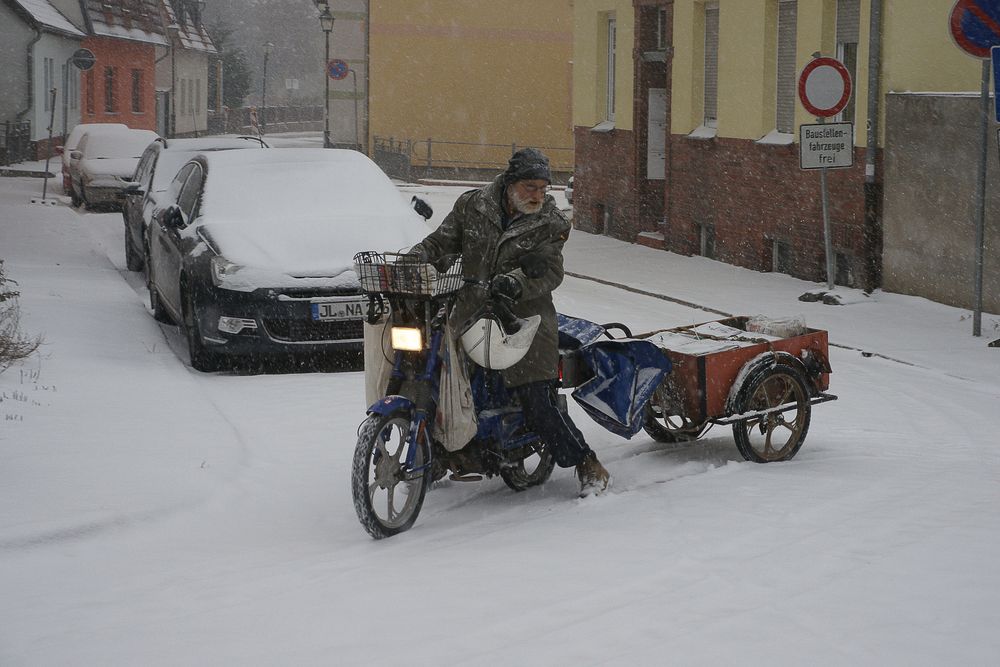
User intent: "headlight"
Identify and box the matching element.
[390,327,423,351]
[210,256,244,286]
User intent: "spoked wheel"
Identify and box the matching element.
[643,378,707,443]
[352,411,430,539]
[731,363,811,462]
[500,445,555,491]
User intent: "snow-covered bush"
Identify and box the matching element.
[0,259,42,373]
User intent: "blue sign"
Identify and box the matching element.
[951,0,1000,58]
[327,59,349,80]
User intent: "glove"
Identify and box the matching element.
[490,273,522,303]
[518,251,549,279]
[406,246,429,262]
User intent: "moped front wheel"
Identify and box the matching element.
[351,410,430,539]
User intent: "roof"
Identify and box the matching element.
[81,0,168,46]
[162,0,216,54]
[7,0,84,37]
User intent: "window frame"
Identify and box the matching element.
[104,66,116,114]
[606,16,617,122]
[703,3,720,128]
[775,0,798,135]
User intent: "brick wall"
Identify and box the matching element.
[573,126,638,239]
[80,37,157,132]
[665,135,869,285]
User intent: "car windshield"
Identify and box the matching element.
[84,132,156,159]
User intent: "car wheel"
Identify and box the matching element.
[182,284,222,372]
[124,227,143,272]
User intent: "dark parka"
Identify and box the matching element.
[411,175,570,387]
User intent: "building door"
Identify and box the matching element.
[647,88,666,180]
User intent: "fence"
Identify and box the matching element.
[0,121,32,166]
[372,135,573,183]
[206,106,324,136]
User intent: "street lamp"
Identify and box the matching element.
[261,42,273,134]
[318,4,335,148]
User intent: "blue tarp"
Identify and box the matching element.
[558,314,672,439]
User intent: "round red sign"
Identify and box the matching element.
[797,57,852,118]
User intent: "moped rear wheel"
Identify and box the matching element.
[500,445,555,492]
[352,410,430,539]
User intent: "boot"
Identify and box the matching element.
[576,451,610,498]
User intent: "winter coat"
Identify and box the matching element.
[411,175,570,387]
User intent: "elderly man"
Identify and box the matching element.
[409,148,610,497]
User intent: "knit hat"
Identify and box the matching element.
[503,148,551,185]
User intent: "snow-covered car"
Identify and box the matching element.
[59,122,127,193]
[69,128,159,209]
[145,148,432,371]
[122,136,269,272]
[565,175,574,205]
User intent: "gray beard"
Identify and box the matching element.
[508,189,542,215]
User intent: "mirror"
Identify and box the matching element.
[123,182,143,196]
[411,196,433,220]
[70,151,81,160]
[163,205,184,228]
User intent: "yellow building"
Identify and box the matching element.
[573,0,997,311]
[368,0,574,178]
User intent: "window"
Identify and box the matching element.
[698,223,715,259]
[836,0,859,123]
[104,66,116,113]
[607,16,617,122]
[69,66,78,110]
[775,0,798,133]
[704,3,719,127]
[131,70,143,112]
[176,164,204,221]
[180,78,187,117]
[195,79,201,114]
[656,7,669,50]
[86,70,94,115]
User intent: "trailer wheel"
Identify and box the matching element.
[731,362,811,462]
[643,378,707,443]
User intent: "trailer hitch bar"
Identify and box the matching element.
[710,392,838,426]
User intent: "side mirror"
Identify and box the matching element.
[163,205,185,228]
[123,182,144,196]
[411,196,433,220]
[70,151,82,160]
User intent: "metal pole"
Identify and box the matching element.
[41,88,56,201]
[973,59,989,337]
[324,31,331,148]
[350,68,359,150]
[262,44,271,134]
[863,0,883,292]
[817,117,835,291]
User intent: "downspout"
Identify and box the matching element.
[862,0,883,292]
[17,28,44,121]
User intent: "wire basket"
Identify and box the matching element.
[354,252,465,297]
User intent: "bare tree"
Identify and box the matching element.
[0,260,43,373]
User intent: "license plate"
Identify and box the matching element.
[311,299,364,321]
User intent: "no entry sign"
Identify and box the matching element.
[798,57,852,118]
[950,0,1000,58]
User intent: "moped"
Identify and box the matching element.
[350,251,671,539]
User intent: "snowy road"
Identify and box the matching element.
[1,173,999,665]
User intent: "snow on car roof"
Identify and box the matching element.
[163,137,267,151]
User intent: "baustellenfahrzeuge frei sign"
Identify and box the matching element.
[799,123,854,170]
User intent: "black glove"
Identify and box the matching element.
[518,251,549,279]
[490,273,522,303]
[406,246,429,262]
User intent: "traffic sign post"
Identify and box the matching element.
[798,56,853,291]
[949,0,1000,337]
